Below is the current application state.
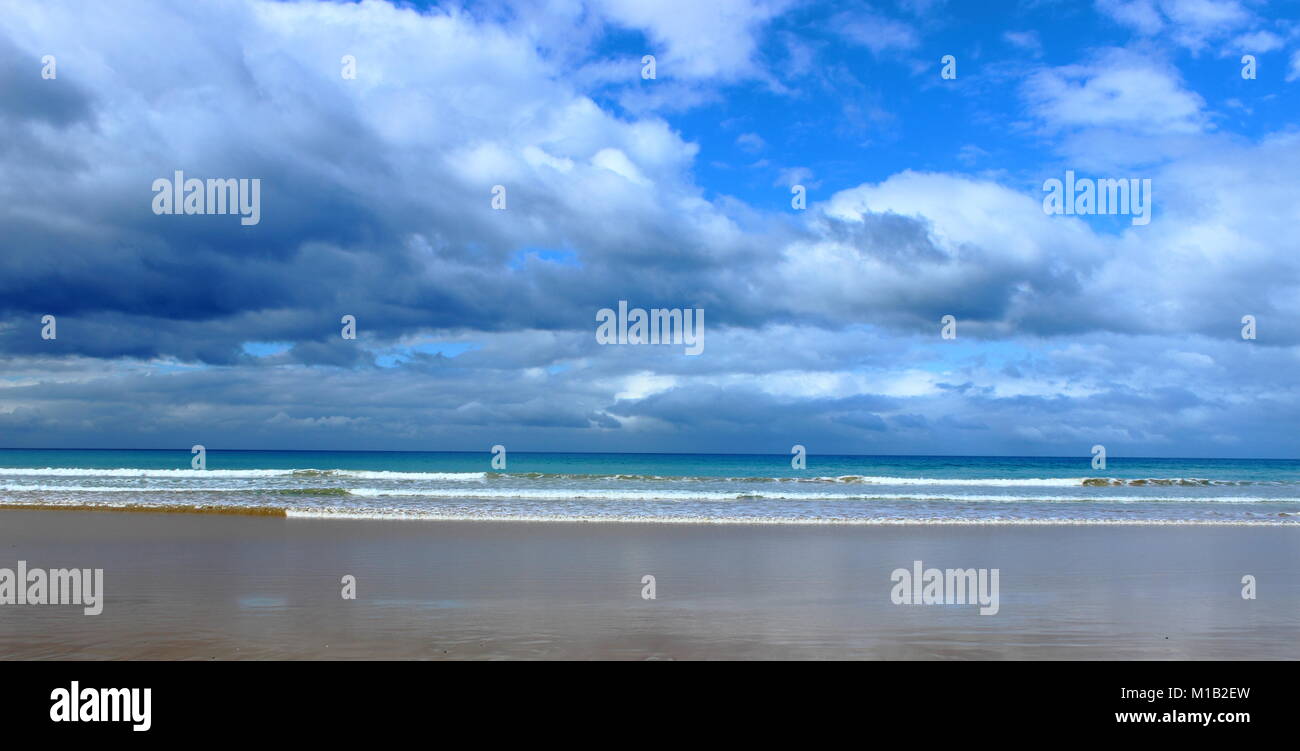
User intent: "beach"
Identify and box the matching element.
[1,508,1295,660]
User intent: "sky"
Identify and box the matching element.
[1,0,1299,457]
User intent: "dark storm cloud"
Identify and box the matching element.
[0,34,95,128]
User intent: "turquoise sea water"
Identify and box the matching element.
[2,449,1299,524]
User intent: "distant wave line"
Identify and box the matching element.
[0,468,486,480]
[0,467,1277,487]
[3,485,1296,503]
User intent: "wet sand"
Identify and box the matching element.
[0,509,1296,659]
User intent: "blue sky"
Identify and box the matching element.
[2,0,1300,457]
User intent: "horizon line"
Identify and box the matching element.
[0,447,1296,462]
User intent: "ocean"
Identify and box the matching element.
[2,449,1298,525]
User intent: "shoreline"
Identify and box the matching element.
[0,503,1296,526]
[2,509,1297,659]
